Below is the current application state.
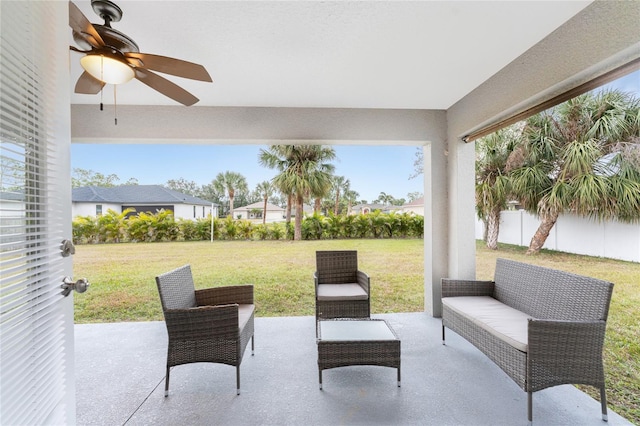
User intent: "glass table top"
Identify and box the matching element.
[318,320,397,341]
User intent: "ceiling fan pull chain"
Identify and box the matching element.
[114,84,118,125]
[100,55,104,111]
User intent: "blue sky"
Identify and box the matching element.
[71,71,639,203]
[71,143,424,203]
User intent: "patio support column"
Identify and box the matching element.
[424,123,448,317]
[447,136,477,282]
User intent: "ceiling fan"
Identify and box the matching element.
[69,0,212,106]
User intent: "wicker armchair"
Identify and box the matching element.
[314,250,370,322]
[155,264,254,396]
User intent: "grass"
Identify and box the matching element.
[73,239,639,423]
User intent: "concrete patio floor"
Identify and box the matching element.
[75,312,631,426]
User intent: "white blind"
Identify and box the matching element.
[1,2,68,425]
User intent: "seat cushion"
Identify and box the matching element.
[238,304,255,331]
[442,296,530,352]
[317,283,368,301]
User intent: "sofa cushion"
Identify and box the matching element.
[442,296,530,352]
[317,283,368,301]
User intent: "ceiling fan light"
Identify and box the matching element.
[80,54,134,84]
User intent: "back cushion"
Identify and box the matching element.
[316,250,358,284]
[493,258,613,321]
[156,264,197,310]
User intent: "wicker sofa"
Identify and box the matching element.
[441,258,613,422]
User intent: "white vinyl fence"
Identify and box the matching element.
[475,210,640,263]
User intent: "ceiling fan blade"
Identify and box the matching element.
[134,68,200,106]
[125,52,212,82]
[75,71,106,94]
[69,1,105,48]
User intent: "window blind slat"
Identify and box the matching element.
[0,1,70,424]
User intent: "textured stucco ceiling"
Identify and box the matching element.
[69,1,592,110]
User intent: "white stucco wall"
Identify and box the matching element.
[236,209,285,222]
[174,204,211,220]
[72,202,120,217]
[402,206,424,216]
[72,202,214,220]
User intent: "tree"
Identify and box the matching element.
[409,147,423,179]
[255,181,274,225]
[343,189,360,215]
[259,145,336,240]
[406,192,422,203]
[332,175,350,215]
[165,178,200,196]
[508,89,640,254]
[72,168,138,188]
[475,126,520,250]
[212,171,248,218]
[198,182,225,210]
[375,192,394,205]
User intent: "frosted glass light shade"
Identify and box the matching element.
[80,54,135,84]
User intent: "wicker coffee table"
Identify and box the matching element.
[316,318,401,389]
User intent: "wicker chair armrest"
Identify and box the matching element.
[528,319,607,391]
[164,304,240,340]
[195,285,254,306]
[528,319,607,357]
[356,270,370,294]
[441,279,494,298]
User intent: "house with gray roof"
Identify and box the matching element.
[72,185,218,220]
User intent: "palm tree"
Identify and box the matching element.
[507,89,640,254]
[259,145,336,240]
[332,175,350,215]
[475,126,520,250]
[343,189,360,215]
[255,180,274,225]
[376,191,394,205]
[212,171,248,218]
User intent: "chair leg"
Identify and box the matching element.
[236,366,241,395]
[442,324,446,345]
[600,387,608,422]
[528,391,533,423]
[251,335,255,356]
[164,366,170,397]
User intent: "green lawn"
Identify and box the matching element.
[73,239,639,423]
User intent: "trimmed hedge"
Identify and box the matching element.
[72,209,424,244]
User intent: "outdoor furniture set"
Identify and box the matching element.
[154,254,613,423]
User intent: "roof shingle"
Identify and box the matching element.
[72,185,214,206]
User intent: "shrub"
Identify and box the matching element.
[302,212,326,240]
[72,211,424,243]
[268,222,286,240]
[236,220,254,240]
[72,215,99,244]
